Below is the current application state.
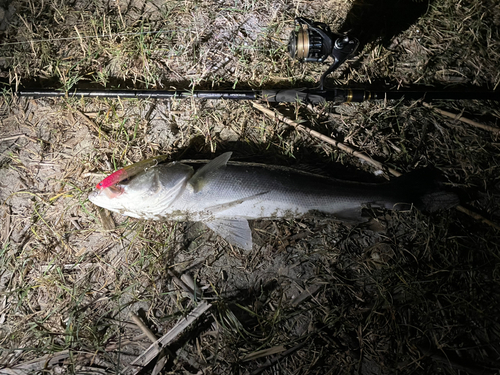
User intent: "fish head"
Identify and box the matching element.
[89,159,194,219]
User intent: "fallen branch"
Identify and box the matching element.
[456,205,500,231]
[121,301,212,375]
[252,102,401,177]
[423,102,500,134]
[130,313,170,375]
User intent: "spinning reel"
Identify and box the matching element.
[288,17,359,90]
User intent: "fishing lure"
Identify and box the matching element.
[96,156,168,198]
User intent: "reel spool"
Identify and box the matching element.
[288,17,359,89]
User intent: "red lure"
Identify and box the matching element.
[96,168,127,190]
[95,156,168,197]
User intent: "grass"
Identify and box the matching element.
[1,0,500,374]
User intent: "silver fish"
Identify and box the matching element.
[88,152,456,250]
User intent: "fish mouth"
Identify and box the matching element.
[88,186,126,207]
[88,189,101,203]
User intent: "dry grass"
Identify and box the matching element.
[1,0,500,374]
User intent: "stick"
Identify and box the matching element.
[74,110,109,140]
[121,301,212,375]
[0,134,43,143]
[252,102,401,177]
[423,102,500,134]
[130,314,170,375]
[130,313,159,344]
[456,205,500,231]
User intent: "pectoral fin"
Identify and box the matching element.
[189,152,232,193]
[204,218,253,250]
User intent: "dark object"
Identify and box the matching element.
[288,17,359,89]
[13,87,500,105]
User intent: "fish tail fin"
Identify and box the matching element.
[389,168,459,212]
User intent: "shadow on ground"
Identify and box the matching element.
[339,0,434,49]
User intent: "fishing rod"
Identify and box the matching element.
[15,87,500,104]
[9,18,500,104]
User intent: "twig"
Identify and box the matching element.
[456,205,500,230]
[82,172,106,177]
[1,205,11,246]
[121,301,212,375]
[97,206,116,231]
[168,269,196,299]
[291,284,322,307]
[241,345,286,362]
[252,102,401,177]
[74,25,87,57]
[0,295,7,325]
[168,270,202,300]
[69,217,82,230]
[253,102,500,231]
[74,110,109,140]
[0,343,152,375]
[130,313,158,344]
[104,334,148,351]
[130,313,170,375]
[0,134,41,143]
[423,102,500,134]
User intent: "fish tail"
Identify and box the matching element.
[389,168,459,212]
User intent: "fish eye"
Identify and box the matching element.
[99,182,103,186]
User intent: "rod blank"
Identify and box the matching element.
[13,87,500,104]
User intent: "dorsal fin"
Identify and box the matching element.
[189,152,232,193]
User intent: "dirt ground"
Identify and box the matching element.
[1,0,500,374]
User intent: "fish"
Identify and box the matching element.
[88,152,457,250]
